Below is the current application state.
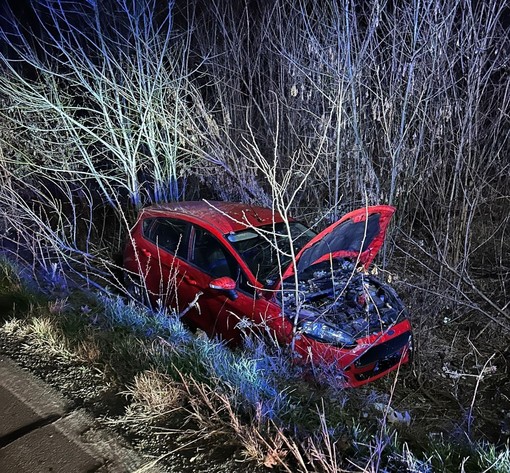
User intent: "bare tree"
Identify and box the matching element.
[187,0,509,321]
[0,0,198,287]
[0,0,508,320]
[0,0,195,208]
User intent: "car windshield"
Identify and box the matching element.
[227,222,316,286]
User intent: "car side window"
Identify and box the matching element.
[191,227,256,295]
[191,227,238,279]
[143,218,188,257]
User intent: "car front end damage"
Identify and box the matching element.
[277,258,412,387]
[125,202,413,387]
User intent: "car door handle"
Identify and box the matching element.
[183,274,197,286]
[140,248,151,257]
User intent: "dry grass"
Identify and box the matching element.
[75,337,103,364]
[0,261,509,471]
[124,370,185,423]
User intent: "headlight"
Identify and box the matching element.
[300,320,356,347]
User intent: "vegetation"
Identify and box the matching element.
[0,0,508,471]
[1,258,509,472]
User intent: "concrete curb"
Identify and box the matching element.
[0,356,163,472]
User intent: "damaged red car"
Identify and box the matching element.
[123,201,412,387]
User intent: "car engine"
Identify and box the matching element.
[277,259,407,343]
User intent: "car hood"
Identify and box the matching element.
[277,205,395,285]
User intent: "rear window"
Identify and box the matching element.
[143,218,188,256]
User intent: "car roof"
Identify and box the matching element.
[139,201,286,234]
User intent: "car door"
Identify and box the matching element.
[137,217,190,308]
[178,225,278,344]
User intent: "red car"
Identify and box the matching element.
[123,201,412,387]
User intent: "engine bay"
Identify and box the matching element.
[278,259,407,342]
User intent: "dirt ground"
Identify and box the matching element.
[387,276,510,450]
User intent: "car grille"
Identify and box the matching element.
[353,331,412,380]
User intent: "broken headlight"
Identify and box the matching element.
[300,320,357,348]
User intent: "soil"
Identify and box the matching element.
[386,278,510,450]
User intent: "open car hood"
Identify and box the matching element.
[278,205,395,285]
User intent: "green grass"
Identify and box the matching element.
[0,258,508,472]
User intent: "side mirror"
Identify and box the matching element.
[209,276,238,301]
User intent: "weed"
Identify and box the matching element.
[476,443,510,473]
[1,317,23,334]
[25,316,75,360]
[123,370,185,425]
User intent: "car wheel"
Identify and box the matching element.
[124,273,150,306]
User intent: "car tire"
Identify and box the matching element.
[124,273,150,307]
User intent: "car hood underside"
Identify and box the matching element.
[278,205,395,286]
